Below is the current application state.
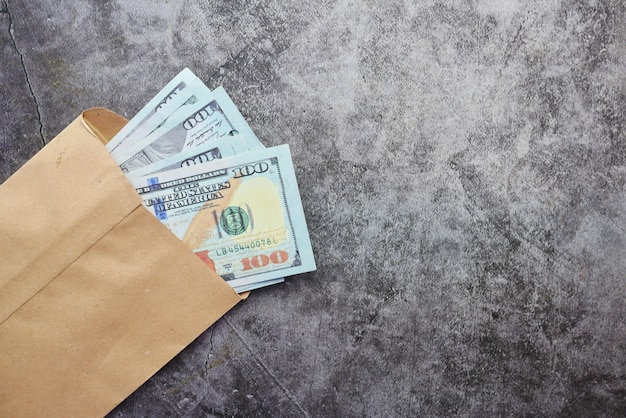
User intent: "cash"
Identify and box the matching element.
[113,87,263,173]
[129,145,316,292]
[111,69,315,292]
[107,68,211,156]
[128,132,249,178]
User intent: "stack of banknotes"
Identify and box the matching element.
[107,68,316,293]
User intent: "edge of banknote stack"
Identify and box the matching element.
[107,68,316,293]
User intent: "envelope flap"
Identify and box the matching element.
[0,112,141,324]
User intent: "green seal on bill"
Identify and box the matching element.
[220,206,250,236]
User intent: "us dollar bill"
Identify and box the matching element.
[231,277,285,293]
[127,132,250,178]
[115,87,263,173]
[107,68,211,156]
[130,145,316,291]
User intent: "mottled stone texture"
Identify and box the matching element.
[1,0,625,416]
[0,1,41,182]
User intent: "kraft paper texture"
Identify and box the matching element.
[0,108,242,417]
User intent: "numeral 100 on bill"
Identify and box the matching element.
[195,249,289,273]
[241,250,289,271]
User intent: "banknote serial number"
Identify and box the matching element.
[215,237,279,256]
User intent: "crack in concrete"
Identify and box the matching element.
[224,317,310,417]
[5,0,45,146]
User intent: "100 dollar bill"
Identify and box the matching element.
[107,68,210,156]
[115,87,262,173]
[126,133,250,178]
[130,144,315,290]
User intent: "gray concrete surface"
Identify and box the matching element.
[1,0,625,416]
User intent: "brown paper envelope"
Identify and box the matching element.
[0,109,242,417]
